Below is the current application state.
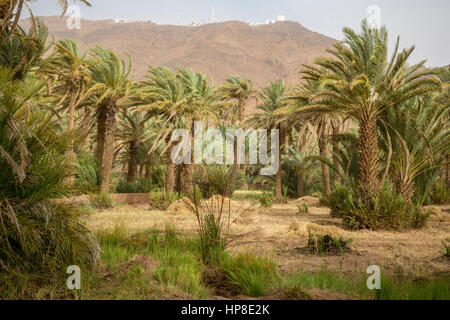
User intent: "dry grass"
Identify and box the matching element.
[83,199,450,277]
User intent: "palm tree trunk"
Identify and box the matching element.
[238,97,246,124]
[274,167,282,199]
[227,138,239,197]
[183,118,196,195]
[66,86,78,184]
[332,124,341,185]
[127,140,137,183]
[446,154,450,189]
[318,120,331,197]
[241,160,249,190]
[359,116,379,199]
[165,139,175,193]
[274,137,283,199]
[145,163,152,181]
[96,104,107,187]
[297,170,304,198]
[100,105,117,193]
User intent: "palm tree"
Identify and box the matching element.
[177,68,220,195]
[1,0,91,34]
[0,19,51,81]
[116,109,154,183]
[295,21,441,199]
[140,66,186,193]
[247,80,289,199]
[0,66,98,278]
[50,39,91,181]
[381,94,449,206]
[88,46,132,193]
[284,146,318,197]
[283,80,333,196]
[220,75,254,196]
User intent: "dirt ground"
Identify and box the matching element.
[84,195,450,278]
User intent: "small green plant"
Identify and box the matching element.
[259,191,274,207]
[307,233,352,255]
[185,186,229,263]
[149,190,182,210]
[297,204,309,214]
[220,253,280,297]
[90,192,114,210]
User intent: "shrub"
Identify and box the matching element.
[307,233,352,255]
[259,191,274,208]
[220,253,280,297]
[429,178,450,205]
[149,190,182,210]
[185,186,229,263]
[195,165,246,199]
[325,183,429,230]
[116,178,151,194]
[0,69,99,294]
[75,154,99,188]
[148,226,211,299]
[297,204,309,214]
[90,192,115,210]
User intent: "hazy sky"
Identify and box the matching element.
[27,0,449,67]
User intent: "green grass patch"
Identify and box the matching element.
[285,268,450,300]
[232,190,264,200]
[219,253,281,297]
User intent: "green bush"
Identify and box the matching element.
[259,191,274,208]
[326,183,429,230]
[0,69,99,294]
[194,165,246,198]
[115,178,151,194]
[307,233,352,255]
[90,192,115,210]
[75,154,99,188]
[149,191,182,210]
[220,253,280,297]
[429,178,450,205]
[187,186,229,263]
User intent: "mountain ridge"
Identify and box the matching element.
[21,16,337,88]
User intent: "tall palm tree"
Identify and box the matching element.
[220,75,254,196]
[177,68,220,195]
[88,46,132,193]
[50,39,91,181]
[248,80,289,199]
[116,109,153,183]
[140,66,186,193]
[282,80,333,196]
[295,21,441,199]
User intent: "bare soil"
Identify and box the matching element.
[84,198,450,278]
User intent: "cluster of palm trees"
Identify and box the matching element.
[2,5,449,214]
[278,22,448,208]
